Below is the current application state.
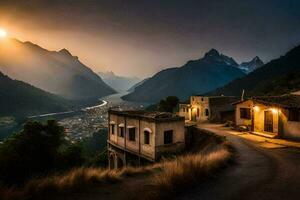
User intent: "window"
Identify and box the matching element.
[289,109,300,122]
[240,108,251,119]
[197,108,200,117]
[201,98,204,101]
[128,128,136,141]
[110,124,115,135]
[144,131,150,145]
[119,127,124,137]
[164,130,173,144]
[205,109,209,116]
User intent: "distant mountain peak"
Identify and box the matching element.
[202,48,239,67]
[239,56,264,73]
[204,48,220,58]
[59,48,73,57]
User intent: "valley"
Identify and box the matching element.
[0,92,147,142]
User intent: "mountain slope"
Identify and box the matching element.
[0,39,116,100]
[0,72,73,118]
[211,45,300,96]
[122,49,245,103]
[127,78,150,92]
[98,71,140,92]
[238,56,264,73]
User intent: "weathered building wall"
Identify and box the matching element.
[155,120,185,156]
[281,109,300,139]
[109,113,157,159]
[253,103,279,134]
[140,120,156,158]
[179,104,191,120]
[209,97,238,123]
[190,96,210,122]
[235,100,253,128]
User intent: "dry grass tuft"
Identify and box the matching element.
[23,167,121,198]
[151,145,232,198]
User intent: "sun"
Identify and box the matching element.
[0,28,7,38]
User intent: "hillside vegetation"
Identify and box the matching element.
[0,72,73,118]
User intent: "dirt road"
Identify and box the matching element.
[177,124,300,200]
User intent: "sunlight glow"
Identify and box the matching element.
[0,29,7,38]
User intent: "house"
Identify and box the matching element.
[234,94,300,139]
[179,95,239,123]
[107,109,185,169]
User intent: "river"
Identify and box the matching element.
[0,92,148,141]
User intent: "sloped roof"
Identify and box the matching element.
[109,109,184,121]
[234,94,300,109]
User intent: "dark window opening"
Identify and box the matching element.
[240,108,251,119]
[201,98,204,101]
[128,128,136,141]
[164,130,173,144]
[144,131,150,145]
[289,109,300,122]
[119,127,124,137]
[197,108,200,117]
[205,109,209,116]
[111,124,115,135]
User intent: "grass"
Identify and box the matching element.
[151,143,233,198]
[0,128,234,200]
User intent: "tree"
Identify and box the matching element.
[158,96,179,112]
[0,120,64,185]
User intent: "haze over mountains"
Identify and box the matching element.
[98,71,141,92]
[0,72,73,118]
[0,39,116,101]
[211,44,300,97]
[122,49,255,103]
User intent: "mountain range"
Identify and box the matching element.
[98,71,141,92]
[0,72,73,118]
[238,56,264,73]
[122,49,251,103]
[210,44,300,97]
[0,39,116,101]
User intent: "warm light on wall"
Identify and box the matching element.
[271,108,279,114]
[253,106,260,112]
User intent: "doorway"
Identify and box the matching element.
[264,111,273,133]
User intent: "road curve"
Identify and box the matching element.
[177,124,300,200]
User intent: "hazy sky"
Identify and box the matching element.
[0,0,300,78]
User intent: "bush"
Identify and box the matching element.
[0,120,64,185]
[0,120,87,186]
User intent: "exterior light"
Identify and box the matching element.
[253,106,260,112]
[271,108,278,114]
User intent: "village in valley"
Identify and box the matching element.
[1,1,300,200]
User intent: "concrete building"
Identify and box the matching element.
[107,109,185,169]
[234,94,300,139]
[179,95,239,123]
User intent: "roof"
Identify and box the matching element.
[233,94,300,109]
[108,109,184,122]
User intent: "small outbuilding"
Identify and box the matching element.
[234,94,300,139]
[179,95,239,123]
